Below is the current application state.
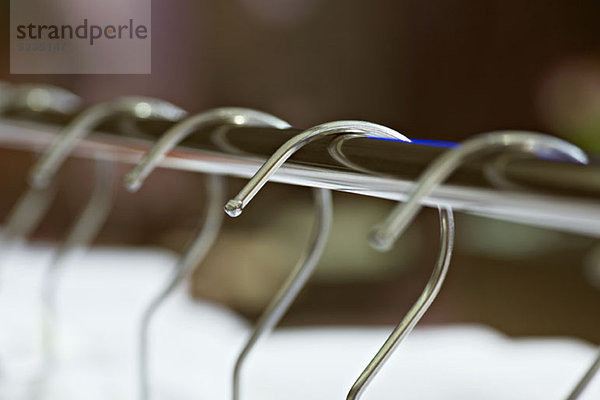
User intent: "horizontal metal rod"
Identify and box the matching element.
[0,118,599,237]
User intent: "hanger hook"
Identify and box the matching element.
[224,120,410,217]
[0,84,82,280]
[123,107,290,400]
[124,107,290,191]
[0,84,81,115]
[228,121,411,400]
[0,85,82,243]
[31,98,186,394]
[327,133,394,175]
[369,131,589,252]
[28,96,187,189]
[327,131,455,400]
[346,130,588,400]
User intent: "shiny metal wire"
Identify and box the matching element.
[328,132,455,400]
[227,121,411,400]
[369,130,589,251]
[0,84,82,274]
[24,97,187,391]
[0,84,596,399]
[124,107,289,191]
[29,96,187,188]
[0,118,597,236]
[217,121,333,400]
[356,130,589,399]
[0,83,80,115]
[328,133,398,176]
[225,120,410,217]
[165,114,332,400]
[348,206,453,400]
[123,107,291,400]
[231,190,331,400]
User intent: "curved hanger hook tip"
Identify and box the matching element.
[224,199,243,217]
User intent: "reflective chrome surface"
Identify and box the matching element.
[0,119,599,237]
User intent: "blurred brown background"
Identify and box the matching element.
[0,0,599,341]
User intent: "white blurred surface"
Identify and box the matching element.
[0,244,597,399]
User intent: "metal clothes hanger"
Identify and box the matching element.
[22,98,187,388]
[0,83,80,115]
[369,131,589,251]
[226,120,413,400]
[225,120,408,217]
[29,96,186,188]
[1,95,183,277]
[323,130,455,400]
[123,107,291,400]
[352,130,589,400]
[0,84,81,273]
[346,206,453,400]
